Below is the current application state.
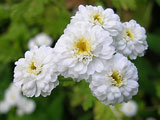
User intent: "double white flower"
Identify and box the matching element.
[71,5,122,37]
[115,20,148,59]
[89,54,139,105]
[54,22,115,81]
[14,46,59,97]
[0,83,35,115]
[28,33,53,49]
[120,100,138,117]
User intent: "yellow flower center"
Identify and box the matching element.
[30,62,36,71]
[29,62,41,75]
[110,71,123,87]
[93,14,103,24]
[126,29,133,40]
[74,36,91,55]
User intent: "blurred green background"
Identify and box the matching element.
[0,0,160,120]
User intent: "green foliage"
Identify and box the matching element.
[156,0,160,6]
[112,0,136,10]
[94,101,119,120]
[70,81,95,111]
[133,0,153,29]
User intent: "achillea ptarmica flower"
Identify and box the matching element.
[0,83,21,114]
[71,5,122,37]
[89,53,139,105]
[14,46,59,97]
[0,101,10,113]
[28,33,53,49]
[54,22,115,81]
[17,97,35,116]
[0,83,36,115]
[4,83,21,106]
[115,20,148,59]
[120,100,138,117]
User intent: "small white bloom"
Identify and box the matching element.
[0,101,10,113]
[71,5,122,37]
[120,100,138,117]
[115,20,148,59]
[17,97,35,116]
[14,46,59,97]
[4,83,21,106]
[54,22,115,81]
[28,33,53,49]
[89,53,139,105]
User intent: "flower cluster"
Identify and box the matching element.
[13,5,148,105]
[0,83,35,116]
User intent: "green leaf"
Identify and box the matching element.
[58,76,75,86]
[94,101,119,120]
[82,91,93,111]
[70,81,94,111]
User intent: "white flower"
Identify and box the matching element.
[0,83,21,114]
[115,20,148,59]
[89,53,139,105]
[17,97,35,116]
[14,46,59,97]
[0,101,10,113]
[71,5,122,37]
[28,33,53,49]
[120,100,138,117]
[4,83,21,106]
[54,22,115,81]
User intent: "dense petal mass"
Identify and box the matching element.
[14,46,59,97]
[115,20,148,59]
[71,5,122,37]
[54,22,115,81]
[89,53,139,105]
